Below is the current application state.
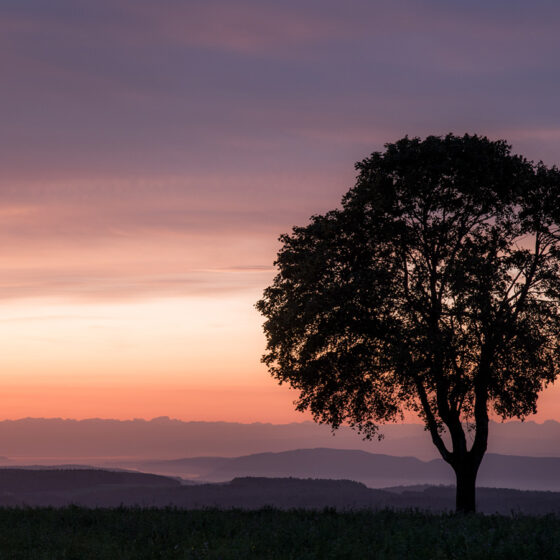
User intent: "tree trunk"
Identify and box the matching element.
[454,464,478,513]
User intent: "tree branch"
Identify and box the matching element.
[414,377,452,463]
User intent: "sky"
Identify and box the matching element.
[1,0,560,422]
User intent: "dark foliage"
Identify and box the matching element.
[256,134,560,511]
[0,507,559,559]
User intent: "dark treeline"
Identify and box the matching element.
[3,469,560,515]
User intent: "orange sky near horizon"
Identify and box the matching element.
[1,290,559,424]
[0,290,312,423]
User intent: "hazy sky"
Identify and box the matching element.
[2,0,560,421]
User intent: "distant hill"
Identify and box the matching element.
[122,448,560,491]
[0,468,180,507]
[1,469,560,514]
[125,449,450,487]
[0,468,179,493]
[2,417,560,462]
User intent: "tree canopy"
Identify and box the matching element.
[256,134,560,512]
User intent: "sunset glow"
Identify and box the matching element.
[2,0,560,423]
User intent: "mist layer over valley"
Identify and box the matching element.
[1,418,560,495]
[2,417,560,463]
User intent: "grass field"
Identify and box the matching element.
[0,506,558,559]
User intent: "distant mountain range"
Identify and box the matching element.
[113,448,560,491]
[2,417,560,462]
[1,468,560,515]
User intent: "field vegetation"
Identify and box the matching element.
[0,506,558,559]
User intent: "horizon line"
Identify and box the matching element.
[0,416,555,426]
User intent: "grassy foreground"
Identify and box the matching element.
[0,507,558,559]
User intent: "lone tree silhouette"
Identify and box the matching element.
[257,134,560,513]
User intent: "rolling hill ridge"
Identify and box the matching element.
[115,448,560,491]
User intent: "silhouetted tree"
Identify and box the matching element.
[256,134,560,513]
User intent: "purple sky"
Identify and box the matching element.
[3,2,560,258]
